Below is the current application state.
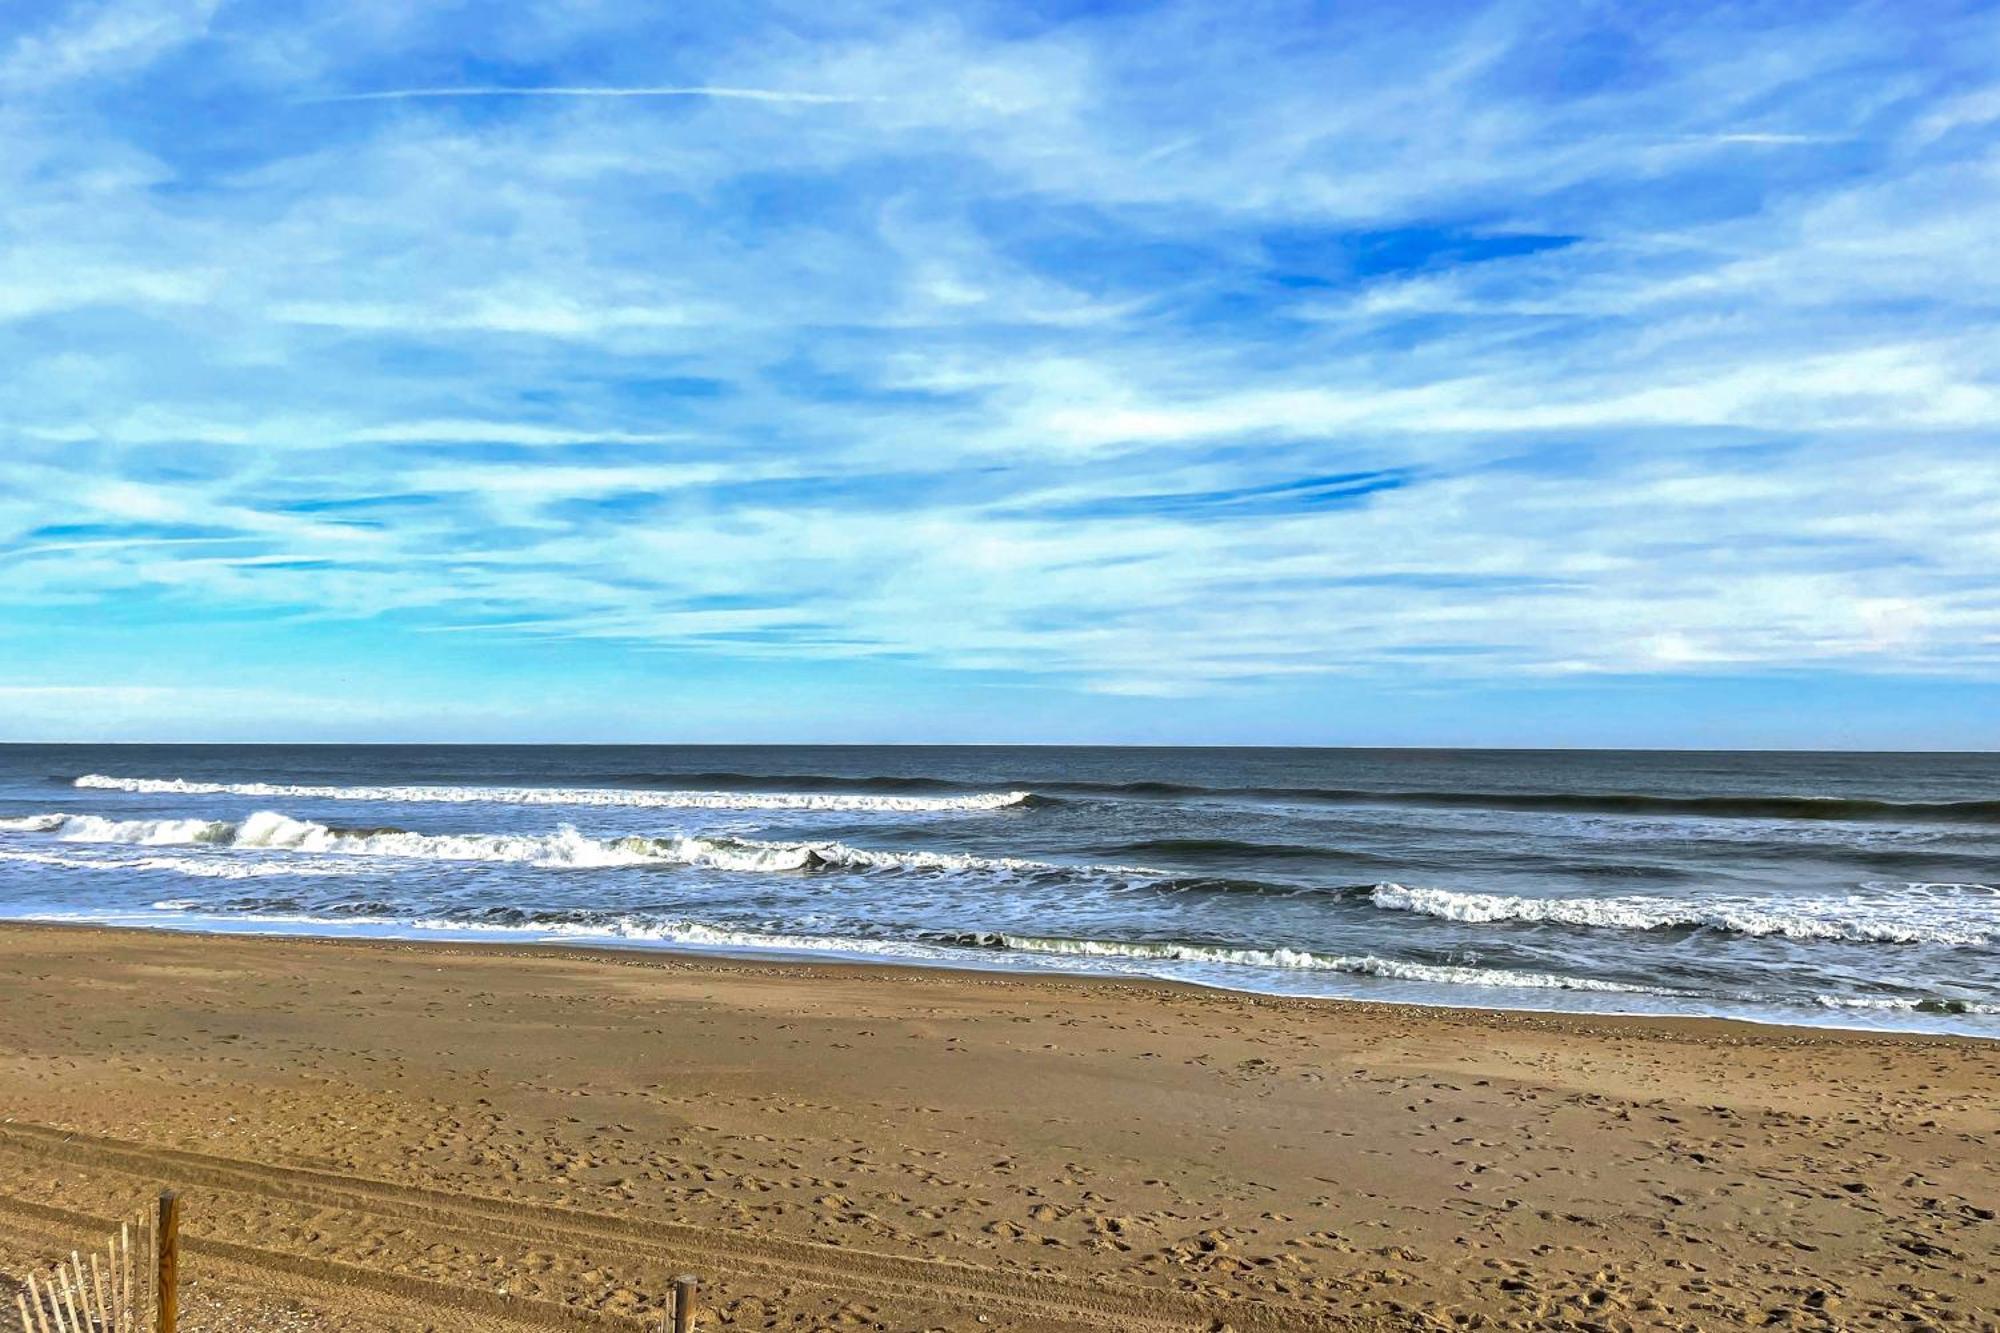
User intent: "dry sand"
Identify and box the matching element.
[0,922,1993,1331]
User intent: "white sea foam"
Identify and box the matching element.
[1369,882,1994,947]
[1814,995,2000,1015]
[74,773,1031,813]
[407,913,954,960]
[990,933,1671,992]
[55,815,236,846]
[0,814,68,832]
[0,848,352,879]
[23,809,1082,877]
[105,894,1671,995]
[25,892,1998,1025]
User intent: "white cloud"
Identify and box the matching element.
[0,0,1996,708]
[340,420,699,446]
[0,0,218,93]
[309,85,874,105]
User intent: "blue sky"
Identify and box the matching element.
[3,0,1998,747]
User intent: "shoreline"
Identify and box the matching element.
[11,911,1996,1042]
[5,918,1993,1053]
[0,921,1994,1329]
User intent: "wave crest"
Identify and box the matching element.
[1368,882,1995,947]
[21,809,1111,877]
[967,933,1674,992]
[73,774,1034,814]
[114,894,1674,996]
[1814,995,2000,1016]
[0,814,68,832]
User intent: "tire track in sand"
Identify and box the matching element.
[0,1191,647,1330]
[0,1121,1362,1332]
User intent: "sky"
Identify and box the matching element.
[2,0,1998,748]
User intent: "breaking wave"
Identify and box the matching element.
[1814,995,2000,1016]
[605,771,975,794]
[16,810,1129,878]
[941,932,1677,992]
[117,893,1677,996]
[1368,882,1997,947]
[81,771,2000,823]
[73,774,1035,814]
[0,814,67,832]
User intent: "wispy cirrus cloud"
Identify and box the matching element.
[0,0,218,92]
[0,0,1996,741]
[306,85,874,105]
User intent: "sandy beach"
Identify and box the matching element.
[0,923,1993,1331]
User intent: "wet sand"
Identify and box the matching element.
[0,923,1993,1331]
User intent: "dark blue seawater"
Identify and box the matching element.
[2,745,1996,1035]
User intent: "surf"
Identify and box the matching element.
[12,809,1155,879]
[1367,881,1998,947]
[73,774,1037,814]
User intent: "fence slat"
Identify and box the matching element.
[92,1252,111,1331]
[125,1220,138,1333]
[55,1265,81,1333]
[118,1223,132,1333]
[24,1272,51,1333]
[137,1209,153,1333]
[8,1196,191,1333]
[70,1253,93,1329]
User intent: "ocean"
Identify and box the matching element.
[1,744,1995,1035]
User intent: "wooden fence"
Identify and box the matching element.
[13,1191,176,1333]
[10,1191,703,1331]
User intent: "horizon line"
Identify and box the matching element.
[0,740,1993,756]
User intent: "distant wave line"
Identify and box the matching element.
[1031,780,2000,824]
[72,772,1999,823]
[73,774,1032,814]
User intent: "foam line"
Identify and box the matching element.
[1368,881,1996,947]
[74,774,1033,814]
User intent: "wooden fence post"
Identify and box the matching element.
[155,1190,179,1333]
[672,1274,698,1333]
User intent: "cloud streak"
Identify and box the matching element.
[0,0,1996,741]
[306,85,874,105]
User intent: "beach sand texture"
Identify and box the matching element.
[0,924,1993,1331]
